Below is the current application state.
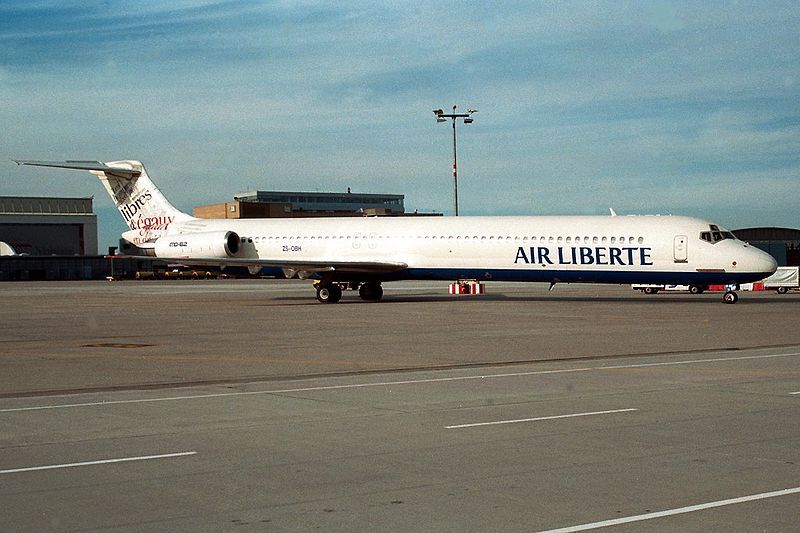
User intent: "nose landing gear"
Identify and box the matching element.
[722,291,739,304]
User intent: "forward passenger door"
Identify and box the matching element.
[674,235,688,263]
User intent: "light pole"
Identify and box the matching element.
[433,105,477,216]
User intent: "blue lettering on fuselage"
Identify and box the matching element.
[514,246,654,266]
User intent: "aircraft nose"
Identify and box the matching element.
[754,248,778,276]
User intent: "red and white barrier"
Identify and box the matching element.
[448,281,485,295]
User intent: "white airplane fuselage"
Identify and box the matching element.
[15,159,778,302]
[164,213,774,287]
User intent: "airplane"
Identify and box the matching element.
[14,159,777,304]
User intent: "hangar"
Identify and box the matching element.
[0,196,98,255]
[733,227,800,266]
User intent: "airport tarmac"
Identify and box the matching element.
[1,280,799,531]
[1,280,799,395]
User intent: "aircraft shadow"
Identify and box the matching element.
[267,293,800,306]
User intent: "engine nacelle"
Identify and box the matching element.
[154,231,240,258]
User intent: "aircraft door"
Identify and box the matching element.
[674,235,688,263]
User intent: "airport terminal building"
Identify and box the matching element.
[193,190,409,219]
[233,190,405,216]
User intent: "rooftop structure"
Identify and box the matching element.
[233,190,404,215]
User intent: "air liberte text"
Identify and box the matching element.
[515,246,654,266]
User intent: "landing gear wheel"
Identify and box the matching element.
[358,282,383,301]
[722,291,738,304]
[316,283,342,303]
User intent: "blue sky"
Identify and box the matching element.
[2,1,799,250]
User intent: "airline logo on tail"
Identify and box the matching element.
[119,191,154,222]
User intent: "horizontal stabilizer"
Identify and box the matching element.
[14,160,141,179]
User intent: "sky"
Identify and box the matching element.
[1,1,799,251]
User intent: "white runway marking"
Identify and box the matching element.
[537,485,800,532]
[790,391,800,395]
[0,451,197,475]
[445,408,637,429]
[1,351,798,413]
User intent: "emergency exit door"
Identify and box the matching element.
[674,235,688,263]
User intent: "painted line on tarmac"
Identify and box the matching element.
[790,391,800,395]
[0,368,594,412]
[536,485,800,532]
[0,451,197,475]
[2,351,799,413]
[445,408,637,429]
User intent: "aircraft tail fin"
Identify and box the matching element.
[15,160,192,236]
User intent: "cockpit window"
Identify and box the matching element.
[700,226,736,244]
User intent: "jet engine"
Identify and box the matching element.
[154,231,240,258]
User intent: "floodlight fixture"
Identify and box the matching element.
[432,104,478,216]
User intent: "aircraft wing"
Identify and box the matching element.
[120,256,408,275]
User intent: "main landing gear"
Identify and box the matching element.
[314,281,383,303]
[358,281,383,302]
[315,282,342,304]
